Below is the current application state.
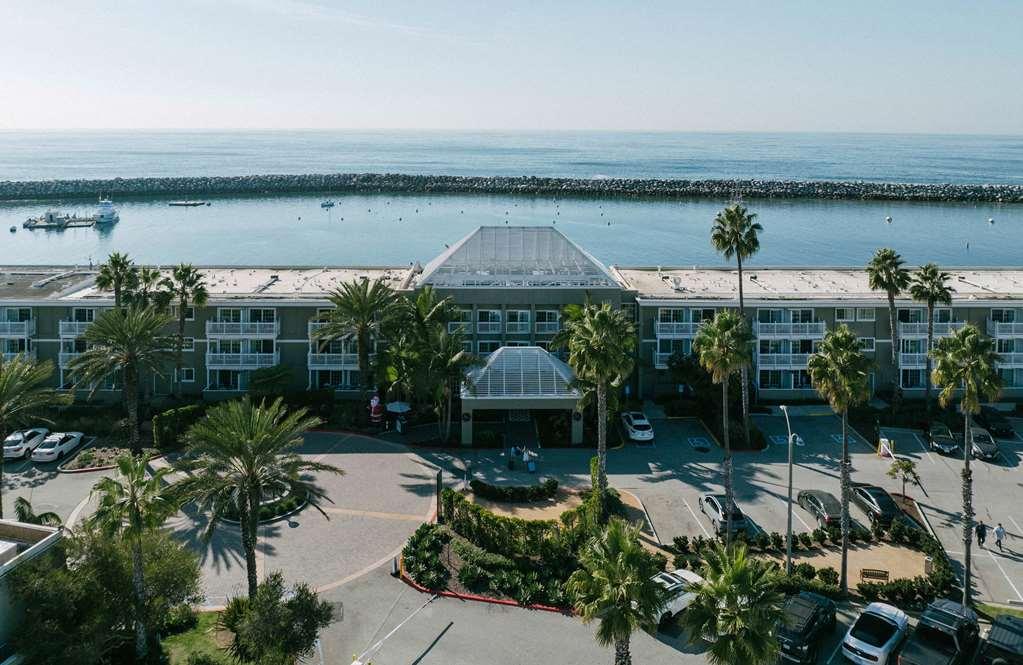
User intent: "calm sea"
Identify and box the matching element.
[0,131,1020,267]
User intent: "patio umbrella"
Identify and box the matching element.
[386,401,412,414]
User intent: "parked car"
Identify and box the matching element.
[852,484,902,527]
[698,493,752,536]
[898,599,980,665]
[927,422,960,455]
[979,614,1023,665]
[620,411,654,442]
[841,602,909,665]
[969,427,1000,461]
[651,568,704,624]
[776,591,836,663]
[31,432,84,463]
[796,489,842,529]
[974,406,1015,439]
[2,427,49,459]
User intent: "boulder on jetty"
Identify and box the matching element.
[0,173,1019,203]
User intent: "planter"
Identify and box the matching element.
[220,490,309,525]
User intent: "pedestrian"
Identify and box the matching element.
[976,520,988,548]
[995,523,1007,552]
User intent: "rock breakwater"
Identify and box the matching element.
[0,173,1019,203]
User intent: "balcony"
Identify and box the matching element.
[476,322,501,334]
[307,321,329,337]
[0,320,35,337]
[206,352,279,369]
[59,351,82,368]
[997,352,1023,368]
[899,352,928,368]
[653,352,672,369]
[2,348,35,362]
[655,321,702,337]
[535,321,560,334]
[307,352,363,369]
[754,321,826,338]
[448,321,472,334]
[757,353,810,368]
[206,321,280,337]
[59,320,93,338]
[987,320,1023,337]
[898,321,966,337]
[506,321,530,334]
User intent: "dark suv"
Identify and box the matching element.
[898,599,980,665]
[776,591,836,663]
[974,406,1015,438]
[852,484,901,527]
[796,489,842,529]
[979,614,1023,664]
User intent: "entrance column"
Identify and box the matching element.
[570,409,583,445]
[461,408,473,446]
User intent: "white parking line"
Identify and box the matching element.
[911,433,936,465]
[683,498,712,538]
[792,508,812,532]
[1010,516,1023,536]
[988,550,1023,602]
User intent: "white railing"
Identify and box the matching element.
[206,321,280,337]
[898,321,966,336]
[307,352,363,368]
[206,352,279,368]
[987,320,1023,337]
[754,321,826,337]
[58,351,82,367]
[997,352,1023,367]
[655,321,701,337]
[476,322,501,334]
[654,352,672,369]
[757,353,810,367]
[535,321,560,334]
[448,321,472,334]
[59,321,92,338]
[2,349,36,362]
[899,352,928,367]
[0,320,35,337]
[506,321,530,334]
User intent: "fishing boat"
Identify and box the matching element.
[320,200,335,209]
[168,200,209,207]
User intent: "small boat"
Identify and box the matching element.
[9,226,15,233]
[320,200,335,209]
[168,201,208,207]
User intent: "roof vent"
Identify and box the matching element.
[750,274,758,281]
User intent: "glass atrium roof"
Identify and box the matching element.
[462,346,580,400]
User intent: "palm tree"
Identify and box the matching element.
[89,453,177,660]
[866,248,911,369]
[909,263,954,411]
[68,307,174,453]
[315,278,400,405]
[556,303,635,512]
[400,285,456,339]
[130,266,172,311]
[0,355,70,518]
[807,325,871,594]
[693,311,752,546]
[566,518,665,665]
[931,324,1000,607]
[681,543,784,665]
[423,326,479,442]
[163,264,209,398]
[95,251,138,310]
[711,203,762,447]
[13,496,62,526]
[176,397,343,600]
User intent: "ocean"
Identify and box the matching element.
[0,131,1020,267]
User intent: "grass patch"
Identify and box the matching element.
[162,612,229,664]
[977,602,1023,621]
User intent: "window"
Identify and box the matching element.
[178,367,195,383]
[658,338,689,355]
[249,339,274,354]
[461,341,473,354]
[218,308,242,323]
[692,308,716,322]
[759,339,783,354]
[859,337,876,352]
[792,370,812,389]
[3,307,31,322]
[449,308,473,333]
[934,308,953,323]
[505,340,529,347]
[506,310,530,333]
[173,305,195,321]
[901,369,924,388]
[658,308,685,323]
[856,307,875,321]
[182,337,195,351]
[758,309,784,323]
[478,341,501,355]
[759,370,783,389]
[535,310,560,333]
[997,339,1015,353]
[991,309,1016,323]
[477,310,502,333]
[249,308,276,323]
[793,339,815,353]
[898,308,925,323]
[836,308,855,322]
[72,308,95,323]
[790,309,814,324]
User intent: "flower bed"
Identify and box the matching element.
[59,438,159,471]
[222,489,308,524]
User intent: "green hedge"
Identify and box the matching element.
[152,403,207,451]
[469,478,558,503]
[440,489,559,558]
[402,523,451,590]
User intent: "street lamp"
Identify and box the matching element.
[779,405,799,576]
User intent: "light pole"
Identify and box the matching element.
[780,404,796,575]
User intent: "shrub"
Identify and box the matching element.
[186,655,226,665]
[816,567,839,586]
[458,563,490,591]
[755,531,771,552]
[441,489,558,558]
[402,523,451,590]
[871,517,887,541]
[793,562,816,579]
[775,574,842,600]
[164,603,199,635]
[857,581,883,601]
[798,532,813,549]
[889,519,907,544]
[469,478,558,503]
[812,528,828,546]
[769,532,784,551]
[672,535,690,555]
[153,403,207,450]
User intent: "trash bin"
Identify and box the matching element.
[527,459,537,473]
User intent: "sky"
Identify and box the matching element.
[2,0,1021,133]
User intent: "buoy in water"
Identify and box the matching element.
[885,216,892,224]
[9,226,15,233]
[988,218,995,224]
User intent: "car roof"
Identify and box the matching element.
[865,602,908,623]
[921,599,978,629]
[782,593,830,633]
[987,615,1023,654]
[802,489,840,505]
[628,411,647,419]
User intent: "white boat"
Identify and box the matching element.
[95,198,119,224]
[169,200,209,207]
[321,200,335,209]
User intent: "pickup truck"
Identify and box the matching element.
[898,599,979,665]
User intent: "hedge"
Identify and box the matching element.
[402,523,451,590]
[441,489,559,558]
[152,403,207,450]
[468,478,558,503]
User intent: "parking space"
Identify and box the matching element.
[2,441,109,526]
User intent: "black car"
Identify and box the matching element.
[796,490,842,529]
[899,599,980,665]
[776,591,836,663]
[698,494,752,537]
[980,614,1023,665]
[975,406,1015,439]
[927,422,960,455]
[851,484,901,526]
[970,427,1000,461]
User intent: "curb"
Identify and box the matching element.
[220,497,310,526]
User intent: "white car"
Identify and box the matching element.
[841,602,909,665]
[621,411,654,442]
[31,432,84,463]
[653,569,704,623]
[3,428,50,459]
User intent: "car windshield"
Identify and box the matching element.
[632,423,651,431]
[913,624,957,654]
[873,493,898,512]
[975,433,994,445]
[850,613,898,647]
[37,438,57,449]
[4,432,24,445]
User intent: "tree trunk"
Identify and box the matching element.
[840,409,851,595]
[596,381,609,520]
[175,299,186,399]
[0,427,6,520]
[962,410,974,607]
[445,381,453,443]
[245,488,261,600]
[736,255,751,447]
[722,376,733,548]
[131,538,149,660]
[358,328,371,412]
[888,292,898,366]
[925,302,934,413]
[613,636,632,665]
[125,363,141,455]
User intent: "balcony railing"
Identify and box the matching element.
[757,353,810,368]
[2,349,36,362]
[206,321,280,337]
[447,321,472,334]
[899,352,928,367]
[476,322,501,334]
[58,351,82,368]
[307,352,364,369]
[307,321,329,337]
[987,320,1023,337]
[0,320,35,337]
[59,321,93,338]
[655,321,702,337]
[506,321,530,334]
[996,352,1023,367]
[754,321,826,338]
[654,352,672,369]
[898,321,966,337]
[206,352,279,368]
[535,321,560,334]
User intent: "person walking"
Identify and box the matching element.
[976,520,988,549]
[994,523,1007,552]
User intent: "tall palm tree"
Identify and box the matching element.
[95,251,138,310]
[0,355,70,518]
[931,324,1000,607]
[315,278,400,405]
[176,397,342,600]
[401,285,456,339]
[128,266,173,312]
[681,543,784,665]
[423,326,479,442]
[711,203,762,447]
[909,263,954,411]
[866,248,911,369]
[163,264,209,398]
[556,303,635,512]
[89,453,177,660]
[807,325,871,594]
[68,307,174,453]
[693,311,752,546]
[13,496,62,527]
[566,518,665,665]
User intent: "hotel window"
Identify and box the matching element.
[477,310,502,333]
[759,370,783,389]
[173,305,195,321]
[249,308,276,323]
[658,338,689,356]
[72,308,95,323]
[535,340,551,351]
[792,370,812,389]
[758,309,784,323]
[991,309,1016,323]
[659,308,685,323]
[461,341,473,354]
[759,339,783,354]
[4,308,31,322]
[505,340,529,347]
[506,310,530,333]
[793,339,815,354]
[901,369,925,388]
[859,337,876,352]
[449,308,473,333]
[855,308,875,321]
[836,308,855,322]
[790,309,814,324]
[178,367,195,383]
[997,339,1014,353]
[692,308,716,322]
[218,308,242,323]
[934,308,953,323]
[477,341,501,355]
[249,339,275,354]
[535,310,560,333]
[897,308,925,323]
[182,337,195,352]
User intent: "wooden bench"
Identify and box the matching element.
[860,568,890,582]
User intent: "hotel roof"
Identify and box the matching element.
[416,226,619,289]
[0,267,98,301]
[463,346,580,399]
